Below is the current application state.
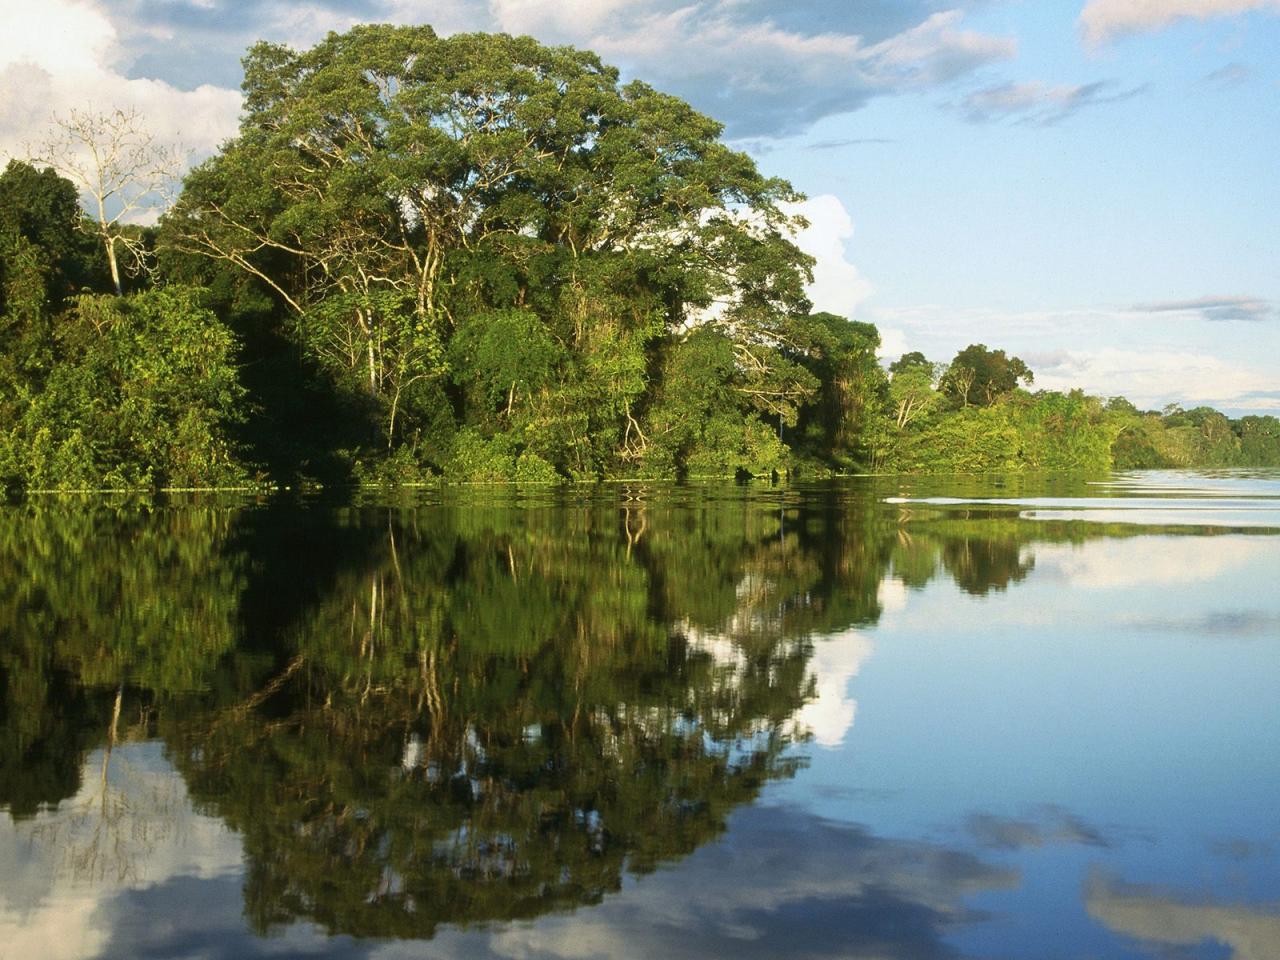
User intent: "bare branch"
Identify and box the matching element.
[32,107,184,294]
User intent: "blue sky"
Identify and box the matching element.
[1,0,1277,412]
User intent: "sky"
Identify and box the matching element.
[1,0,1277,413]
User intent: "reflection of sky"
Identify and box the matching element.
[772,529,1280,958]
[2,530,1279,958]
[0,743,243,960]
[790,628,874,748]
[794,531,1280,835]
[891,471,1280,529]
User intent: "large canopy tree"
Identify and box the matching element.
[940,343,1034,408]
[164,25,815,470]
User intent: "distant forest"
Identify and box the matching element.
[2,24,1277,491]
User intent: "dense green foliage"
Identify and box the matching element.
[0,159,246,491]
[158,24,822,484]
[872,348,1280,474]
[0,288,247,489]
[1,28,1277,488]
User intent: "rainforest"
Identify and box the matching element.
[2,24,1278,492]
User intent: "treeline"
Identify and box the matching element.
[1,24,1276,490]
[871,348,1280,473]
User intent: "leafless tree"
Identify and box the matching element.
[33,107,182,294]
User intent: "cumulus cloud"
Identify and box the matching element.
[1133,295,1275,322]
[960,79,1146,125]
[1080,0,1280,45]
[13,1,1018,145]
[784,194,875,322]
[0,0,240,169]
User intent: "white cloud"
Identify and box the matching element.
[877,327,909,359]
[960,79,1145,125]
[0,0,115,77]
[0,0,240,167]
[783,194,874,322]
[1032,346,1279,409]
[858,10,1017,88]
[1080,0,1280,45]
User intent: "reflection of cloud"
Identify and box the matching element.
[94,874,379,960]
[1086,873,1280,960]
[967,807,1110,851]
[1211,838,1275,862]
[1124,611,1280,638]
[0,889,103,960]
[878,577,909,615]
[77,805,1017,960]
[473,806,1015,960]
[792,629,875,748]
[0,744,244,960]
[1033,537,1275,590]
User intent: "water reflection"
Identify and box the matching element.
[1,483,1278,957]
[1087,875,1280,960]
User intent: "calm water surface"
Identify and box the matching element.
[2,472,1278,959]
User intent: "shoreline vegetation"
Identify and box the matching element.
[3,25,1278,495]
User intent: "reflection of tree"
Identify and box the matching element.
[888,514,1034,596]
[161,506,817,938]
[2,490,1248,940]
[28,743,187,888]
[0,654,103,818]
[0,502,244,816]
[940,536,1034,596]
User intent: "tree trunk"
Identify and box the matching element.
[98,211,122,295]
